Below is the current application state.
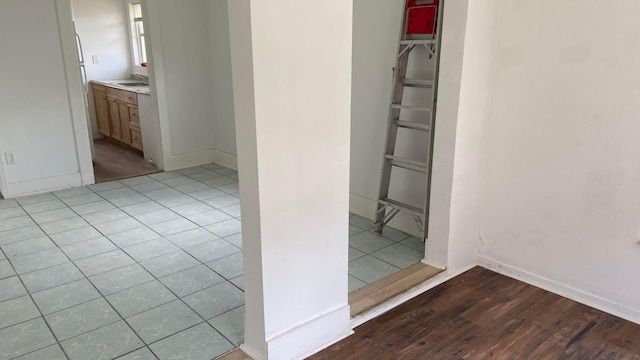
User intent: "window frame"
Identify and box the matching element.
[128,2,147,67]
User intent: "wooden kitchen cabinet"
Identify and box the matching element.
[91,83,143,151]
[128,107,143,150]
[107,98,123,141]
[130,128,143,150]
[92,84,111,137]
[118,102,131,144]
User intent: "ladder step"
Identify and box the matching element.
[379,198,423,217]
[401,78,434,88]
[395,120,430,131]
[400,39,437,46]
[391,104,431,112]
[384,155,427,173]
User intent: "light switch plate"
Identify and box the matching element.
[92,55,100,64]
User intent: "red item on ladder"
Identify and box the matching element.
[406,0,439,35]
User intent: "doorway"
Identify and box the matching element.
[346,0,447,316]
[71,0,162,183]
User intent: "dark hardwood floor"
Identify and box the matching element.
[93,139,159,182]
[309,267,640,360]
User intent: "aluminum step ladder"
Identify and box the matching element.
[375,0,444,241]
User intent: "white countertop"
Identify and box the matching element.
[90,79,151,95]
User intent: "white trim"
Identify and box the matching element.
[0,143,8,198]
[162,149,216,172]
[3,173,83,199]
[142,0,172,172]
[212,149,238,171]
[286,330,354,360]
[239,345,265,360]
[266,305,352,360]
[350,263,475,328]
[137,94,164,169]
[54,0,95,187]
[421,258,447,271]
[478,255,640,325]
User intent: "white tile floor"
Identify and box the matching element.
[348,215,424,291]
[0,163,423,360]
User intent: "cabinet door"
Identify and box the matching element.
[119,102,131,145]
[108,98,122,141]
[94,93,110,136]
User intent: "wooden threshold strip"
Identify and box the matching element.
[217,349,252,360]
[349,262,443,318]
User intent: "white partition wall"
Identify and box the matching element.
[227,1,353,359]
[0,0,94,198]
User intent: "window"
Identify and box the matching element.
[129,3,147,66]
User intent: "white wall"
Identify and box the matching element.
[0,0,94,198]
[152,0,216,170]
[145,0,238,171]
[479,0,640,323]
[435,0,499,270]
[137,93,163,167]
[207,0,237,167]
[229,0,353,358]
[71,0,131,80]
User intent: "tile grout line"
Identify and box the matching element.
[13,193,129,360]
[0,203,72,360]
[119,171,243,349]
[56,174,243,351]
[47,190,148,359]
[17,179,236,356]
[1,167,247,358]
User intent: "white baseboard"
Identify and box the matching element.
[212,149,238,171]
[478,255,640,325]
[162,149,217,172]
[3,172,83,199]
[422,258,447,271]
[162,148,238,172]
[239,344,265,360]
[350,263,476,328]
[80,168,95,187]
[349,192,422,238]
[266,305,352,360]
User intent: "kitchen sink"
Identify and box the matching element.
[117,82,147,86]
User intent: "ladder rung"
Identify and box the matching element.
[384,155,427,173]
[391,104,431,112]
[400,39,437,46]
[395,120,430,131]
[401,78,434,88]
[379,198,423,217]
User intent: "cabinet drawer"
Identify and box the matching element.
[106,87,137,105]
[131,129,143,150]
[129,107,140,125]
